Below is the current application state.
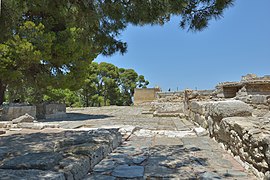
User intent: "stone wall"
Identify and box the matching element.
[156,91,184,99]
[36,103,66,120]
[185,97,270,178]
[134,88,160,105]
[1,105,36,121]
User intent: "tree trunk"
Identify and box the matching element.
[0,80,6,106]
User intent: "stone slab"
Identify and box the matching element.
[0,169,65,180]
[112,165,144,178]
[1,152,63,170]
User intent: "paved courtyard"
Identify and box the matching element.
[0,106,257,179]
[67,106,257,179]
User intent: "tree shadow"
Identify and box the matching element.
[39,113,114,122]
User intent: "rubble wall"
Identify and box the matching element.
[185,96,270,178]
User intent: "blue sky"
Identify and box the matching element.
[95,1,270,91]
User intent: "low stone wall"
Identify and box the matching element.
[186,99,270,178]
[1,105,36,121]
[36,103,66,120]
[219,117,270,178]
[156,91,184,99]
[188,100,252,136]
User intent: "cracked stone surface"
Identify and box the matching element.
[0,106,258,179]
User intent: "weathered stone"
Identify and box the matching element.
[199,172,221,180]
[1,152,63,170]
[1,105,36,121]
[132,156,147,164]
[0,169,65,180]
[36,103,66,120]
[0,121,10,128]
[16,122,59,130]
[190,101,209,115]
[93,159,116,172]
[83,174,116,180]
[250,95,268,104]
[207,100,252,118]
[193,127,208,136]
[59,155,90,180]
[0,130,6,135]
[12,113,35,124]
[112,165,144,178]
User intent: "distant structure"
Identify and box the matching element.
[215,74,270,99]
[133,88,161,105]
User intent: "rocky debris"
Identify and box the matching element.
[0,129,122,180]
[0,130,6,135]
[11,113,35,124]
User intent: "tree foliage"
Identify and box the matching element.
[0,0,234,105]
[79,62,148,107]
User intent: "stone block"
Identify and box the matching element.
[1,105,36,121]
[189,101,210,115]
[250,95,268,104]
[12,113,35,124]
[207,100,252,119]
[36,103,66,120]
[151,102,183,113]
[60,155,90,180]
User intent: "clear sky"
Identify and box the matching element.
[95,1,270,91]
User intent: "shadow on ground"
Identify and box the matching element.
[40,113,114,122]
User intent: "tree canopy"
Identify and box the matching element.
[0,0,234,105]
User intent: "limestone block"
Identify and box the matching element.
[250,95,269,104]
[12,113,35,124]
[207,100,252,119]
[1,105,36,121]
[151,102,183,113]
[189,101,210,115]
[36,103,66,120]
[60,155,90,180]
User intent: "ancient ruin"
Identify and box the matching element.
[0,74,270,179]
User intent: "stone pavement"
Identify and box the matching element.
[83,129,256,179]
[0,106,258,179]
[67,106,256,179]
